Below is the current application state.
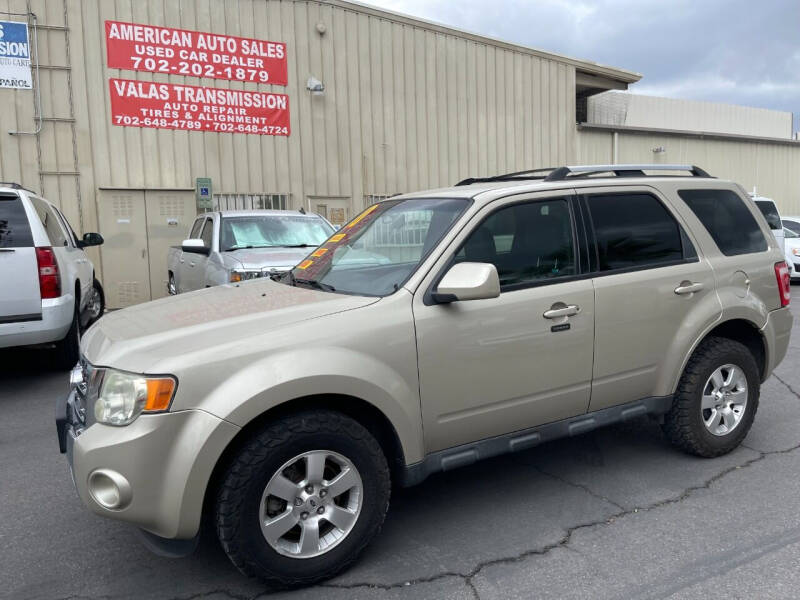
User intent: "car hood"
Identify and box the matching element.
[224,247,315,270]
[81,279,378,372]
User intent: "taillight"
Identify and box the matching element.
[35,247,61,299]
[774,261,791,307]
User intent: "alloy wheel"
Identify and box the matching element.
[259,450,363,559]
[701,364,748,436]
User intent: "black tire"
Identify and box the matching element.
[663,336,759,457]
[53,304,80,369]
[216,410,390,589]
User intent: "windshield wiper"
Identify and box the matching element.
[278,243,317,248]
[223,244,274,251]
[295,278,336,292]
[271,270,296,286]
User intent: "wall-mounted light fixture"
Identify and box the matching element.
[307,76,325,95]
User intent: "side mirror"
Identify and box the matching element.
[432,262,500,303]
[79,232,104,248]
[181,238,210,255]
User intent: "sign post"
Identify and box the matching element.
[0,20,33,89]
[196,177,212,212]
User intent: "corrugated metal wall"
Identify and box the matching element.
[7,0,797,295]
[577,129,800,214]
[0,0,579,285]
[588,91,794,140]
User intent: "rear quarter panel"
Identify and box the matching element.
[657,181,786,389]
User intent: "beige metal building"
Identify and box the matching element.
[1,0,798,308]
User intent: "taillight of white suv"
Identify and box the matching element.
[35,247,61,299]
[775,261,791,307]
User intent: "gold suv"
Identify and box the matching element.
[57,165,793,588]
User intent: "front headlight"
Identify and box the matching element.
[92,369,176,426]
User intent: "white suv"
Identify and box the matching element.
[0,184,104,367]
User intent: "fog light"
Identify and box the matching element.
[88,469,132,510]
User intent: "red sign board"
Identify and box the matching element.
[105,20,288,86]
[108,78,290,136]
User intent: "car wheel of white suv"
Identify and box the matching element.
[215,409,390,589]
[53,304,80,369]
[662,336,759,457]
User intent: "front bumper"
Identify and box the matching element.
[58,385,239,539]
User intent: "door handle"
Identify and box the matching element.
[179,258,184,263]
[674,281,704,295]
[189,261,196,267]
[543,304,580,319]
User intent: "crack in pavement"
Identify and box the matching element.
[772,373,800,400]
[322,442,800,597]
[520,461,627,512]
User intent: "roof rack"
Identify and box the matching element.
[0,182,28,190]
[455,167,557,186]
[455,164,712,186]
[543,164,712,181]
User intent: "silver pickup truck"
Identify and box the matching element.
[166,210,334,294]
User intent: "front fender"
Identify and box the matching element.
[198,346,425,465]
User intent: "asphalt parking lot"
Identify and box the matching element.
[1,300,799,600]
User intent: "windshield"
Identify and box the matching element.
[290,198,469,296]
[755,200,781,230]
[220,215,334,251]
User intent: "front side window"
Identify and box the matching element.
[30,197,68,247]
[454,198,575,289]
[678,189,768,256]
[200,218,213,248]
[189,217,204,239]
[587,193,683,271]
[291,198,469,296]
[220,215,333,251]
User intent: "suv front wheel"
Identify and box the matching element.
[215,410,390,588]
[663,336,759,457]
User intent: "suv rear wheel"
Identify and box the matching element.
[663,336,759,457]
[215,410,390,588]
[53,303,80,369]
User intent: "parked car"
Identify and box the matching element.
[166,210,334,294]
[0,183,104,367]
[751,194,785,252]
[781,215,800,235]
[784,227,800,281]
[58,165,792,588]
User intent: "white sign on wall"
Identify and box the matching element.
[0,20,33,89]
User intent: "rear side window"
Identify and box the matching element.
[586,193,683,271]
[0,194,34,248]
[30,197,68,247]
[678,190,767,256]
[755,200,782,230]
